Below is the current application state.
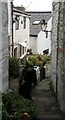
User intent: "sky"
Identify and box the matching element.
[13,0,52,11]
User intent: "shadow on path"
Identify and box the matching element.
[32,77,64,120]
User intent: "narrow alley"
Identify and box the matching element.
[32,77,64,120]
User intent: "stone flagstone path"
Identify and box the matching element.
[32,77,64,120]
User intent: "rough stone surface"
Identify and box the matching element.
[51,2,59,93]
[45,63,51,78]
[0,2,8,92]
[51,1,65,113]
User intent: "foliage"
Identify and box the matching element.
[0,93,2,120]
[9,57,20,78]
[21,54,51,67]
[2,92,36,120]
[36,60,43,66]
[42,55,51,64]
[27,55,37,66]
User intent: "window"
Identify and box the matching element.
[23,47,24,54]
[24,47,26,52]
[33,20,40,25]
[15,16,19,30]
[20,45,22,57]
[23,17,26,29]
[14,47,17,57]
[43,49,49,54]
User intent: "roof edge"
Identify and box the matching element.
[13,8,31,17]
[26,11,51,13]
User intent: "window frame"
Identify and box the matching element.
[23,16,26,29]
[15,15,19,30]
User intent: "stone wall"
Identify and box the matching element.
[0,1,2,92]
[0,1,9,92]
[51,2,59,93]
[9,78,19,94]
[45,63,51,78]
[51,1,65,113]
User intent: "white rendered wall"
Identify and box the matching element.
[13,14,30,51]
[37,18,52,55]
[29,36,37,54]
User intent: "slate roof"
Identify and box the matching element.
[26,11,52,36]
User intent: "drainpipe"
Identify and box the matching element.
[11,0,14,57]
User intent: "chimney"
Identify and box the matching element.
[14,5,25,11]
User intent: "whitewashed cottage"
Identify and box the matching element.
[27,11,52,55]
[10,6,30,58]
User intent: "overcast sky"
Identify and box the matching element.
[13,0,52,11]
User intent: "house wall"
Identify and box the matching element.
[13,12,30,58]
[29,36,37,54]
[13,15,30,44]
[29,18,52,55]
[51,0,65,113]
[37,18,52,55]
[0,1,9,92]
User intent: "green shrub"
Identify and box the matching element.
[42,55,51,63]
[2,92,36,120]
[21,54,51,67]
[9,57,20,78]
[27,56,37,66]
[36,60,43,66]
